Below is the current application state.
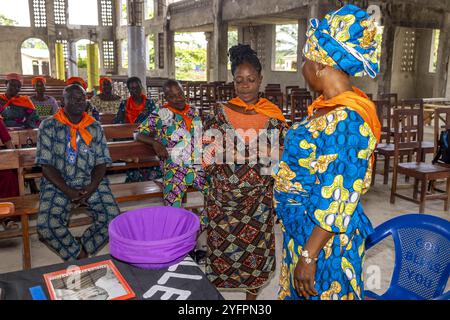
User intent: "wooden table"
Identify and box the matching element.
[424,103,450,126]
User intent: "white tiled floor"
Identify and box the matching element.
[0,126,449,299]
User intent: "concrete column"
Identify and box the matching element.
[128,26,147,86]
[67,41,78,77]
[377,18,396,95]
[308,0,319,20]
[165,29,175,79]
[98,41,105,76]
[211,0,228,82]
[48,38,58,78]
[205,32,213,82]
[127,0,146,86]
[237,26,244,44]
[433,13,450,97]
[45,0,58,78]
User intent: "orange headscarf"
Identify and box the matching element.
[32,76,46,86]
[125,95,147,124]
[0,94,35,110]
[164,103,193,131]
[307,87,381,143]
[6,73,23,84]
[99,77,113,93]
[228,97,286,123]
[66,77,88,90]
[53,108,96,151]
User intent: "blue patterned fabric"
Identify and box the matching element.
[273,107,377,300]
[36,118,120,261]
[303,4,381,78]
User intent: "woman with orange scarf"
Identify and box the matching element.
[273,5,381,300]
[114,77,156,125]
[202,44,288,300]
[30,76,60,117]
[114,77,161,183]
[0,73,39,128]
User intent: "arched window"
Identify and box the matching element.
[21,38,50,75]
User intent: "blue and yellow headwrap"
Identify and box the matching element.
[303,4,381,78]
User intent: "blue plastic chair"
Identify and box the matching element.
[364,214,450,300]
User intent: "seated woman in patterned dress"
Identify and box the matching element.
[89,77,122,115]
[30,76,60,118]
[202,44,288,300]
[137,79,208,208]
[272,4,381,300]
[0,73,39,129]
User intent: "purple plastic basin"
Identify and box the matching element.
[109,206,200,269]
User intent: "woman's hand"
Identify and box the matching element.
[151,140,169,161]
[294,257,318,299]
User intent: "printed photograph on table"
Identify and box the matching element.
[43,260,135,300]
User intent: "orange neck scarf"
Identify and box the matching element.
[54,108,95,151]
[164,103,193,131]
[0,94,35,111]
[125,95,146,124]
[308,87,381,143]
[228,97,286,123]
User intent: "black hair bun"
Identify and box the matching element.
[229,44,257,63]
[228,43,262,76]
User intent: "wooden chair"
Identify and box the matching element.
[372,99,394,185]
[390,108,450,213]
[380,93,398,109]
[400,99,434,161]
[99,113,116,125]
[217,85,235,102]
[200,84,217,118]
[285,86,299,97]
[290,93,312,124]
[265,84,281,91]
[265,90,284,112]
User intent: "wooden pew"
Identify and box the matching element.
[4,123,138,149]
[0,140,203,269]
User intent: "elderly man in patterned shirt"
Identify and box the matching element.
[36,84,120,261]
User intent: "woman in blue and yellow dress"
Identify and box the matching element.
[273,4,381,300]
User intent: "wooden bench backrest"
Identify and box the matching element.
[5,123,138,148]
[0,150,19,170]
[102,124,138,141]
[1,141,157,169]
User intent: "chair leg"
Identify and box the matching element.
[445,177,450,211]
[390,167,398,204]
[405,153,412,183]
[371,153,378,186]
[413,178,419,200]
[419,179,427,214]
[21,214,31,270]
[384,156,390,185]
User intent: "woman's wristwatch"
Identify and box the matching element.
[301,250,318,264]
